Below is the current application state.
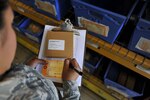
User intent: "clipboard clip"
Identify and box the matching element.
[60,19,73,31]
[52,19,80,36]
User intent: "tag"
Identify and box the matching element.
[25,32,39,43]
[135,37,150,53]
[136,65,150,74]
[35,0,56,16]
[48,40,65,50]
[78,17,109,37]
[17,7,25,13]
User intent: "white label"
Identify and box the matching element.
[17,7,25,13]
[86,40,99,48]
[35,0,57,16]
[78,17,109,37]
[106,86,129,98]
[136,65,150,75]
[48,40,65,50]
[135,37,150,53]
[25,33,39,43]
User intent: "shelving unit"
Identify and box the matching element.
[9,0,63,26]
[10,0,150,99]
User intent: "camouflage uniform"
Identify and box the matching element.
[0,64,80,100]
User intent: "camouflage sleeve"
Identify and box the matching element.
[63,80,80,100]
[1,64,79,100]
[5,64,59,100]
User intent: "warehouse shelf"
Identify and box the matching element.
[10,0,150,98]
[86,35,150,79]
[83,71,130,100]
[10,0,150,79]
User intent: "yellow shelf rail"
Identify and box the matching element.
[86,35,150,79]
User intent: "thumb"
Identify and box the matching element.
[33,59,47,65]
[26,58,47,68]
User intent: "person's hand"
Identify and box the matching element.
[62,58,81,81]
[26,58,47,68]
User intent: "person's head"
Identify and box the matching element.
[0,0,16,74]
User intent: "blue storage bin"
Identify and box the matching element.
[128,2,150,58]
[84,48,103,73]
[19,0,35,7]
[19,19,44,43]
[104,61,146,98]
[72,0,139,43]
[13,12,27,32]
[34,0,71,20]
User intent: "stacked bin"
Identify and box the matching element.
[72,0,139,43]
[33,0,71,20]
[19,19,44,43]
[104,61,146,98]
[84,48,103,74]
[19,0,35,7]
[13,12,27,32]
[128,1,150,58]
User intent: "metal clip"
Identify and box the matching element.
[60,19,80,36]
[60,19,73,31]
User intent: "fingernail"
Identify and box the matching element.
[45,62,48,64]
[72,58,76,61]
[45,60,48,62]
[65,59,70,64]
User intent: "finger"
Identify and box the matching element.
[27,58,47,67]
[34,59,48,64]
[71,58,81,70]
[63,59,70,71]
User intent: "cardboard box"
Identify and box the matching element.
[117,71,128,86]
[45,31,74,58]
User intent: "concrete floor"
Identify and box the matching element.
[13,44,102,100]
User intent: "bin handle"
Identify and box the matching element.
[88,10,120,25]
[137,26,150,32]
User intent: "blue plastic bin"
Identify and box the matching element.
[128,2,150,58]
[13,12,27,32]
[19,19,44,43]
[19,0,35,7]
[104,61,146,98]
[34,0,71,20]
[72,0,139,43]
[84,48,103,73]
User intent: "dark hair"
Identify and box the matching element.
[0,0,9,29]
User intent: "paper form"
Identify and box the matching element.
[37,25,86,86]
